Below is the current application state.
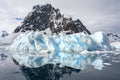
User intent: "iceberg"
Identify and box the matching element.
[110,42,120,53]
[7,31,111,53]
[7,31,112,70]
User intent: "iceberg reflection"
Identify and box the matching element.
[12,52,120,80]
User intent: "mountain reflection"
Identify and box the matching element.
[19,64,80,80]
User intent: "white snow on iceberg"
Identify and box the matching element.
[7,31,114,70]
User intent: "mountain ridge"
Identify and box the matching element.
[107,33,120,42]
[14,4,91,35]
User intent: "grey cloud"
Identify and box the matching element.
[0,0,120,33]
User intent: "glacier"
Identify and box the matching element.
[7,31,120,70]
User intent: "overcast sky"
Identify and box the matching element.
[0,0,120,33]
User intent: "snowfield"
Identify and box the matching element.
[6,31,120,70]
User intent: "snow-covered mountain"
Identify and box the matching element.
[0,31,9,38]
[14,4,91,35]
[107,33,120,42]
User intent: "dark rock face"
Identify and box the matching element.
[14,4,91,35]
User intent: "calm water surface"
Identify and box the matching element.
[0,48,120,80]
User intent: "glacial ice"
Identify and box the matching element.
[111,42,120,50]
[110,42,120,53]
[7,31,119,70]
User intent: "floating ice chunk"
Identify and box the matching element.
[111,42,120,50]
[103,63,111,66]
[91,31,111,50]
[91,59,104,70]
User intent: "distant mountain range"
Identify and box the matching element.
[107,33,120,42]
[0,31,9,38]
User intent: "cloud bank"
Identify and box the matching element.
[0,0,120,33]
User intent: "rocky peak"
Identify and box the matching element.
[33,4,54,13]
[14,4,91,35]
